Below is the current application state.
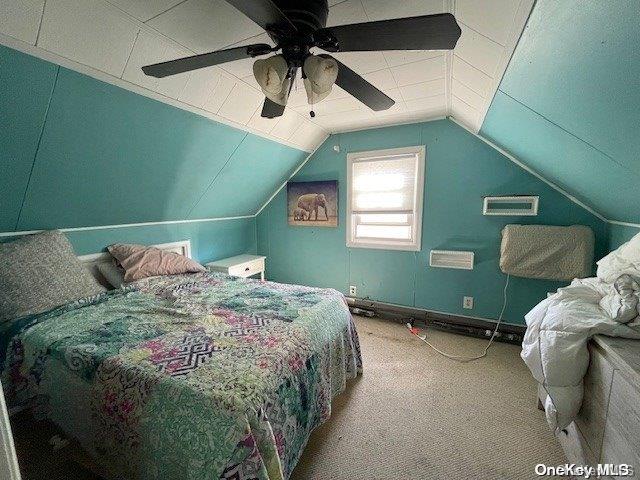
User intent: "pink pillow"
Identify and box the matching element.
[107,243,206,282]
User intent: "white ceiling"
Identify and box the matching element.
[1,0,534,151]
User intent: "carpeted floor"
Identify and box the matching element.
[291,316,565,479]
[10,315,565,480]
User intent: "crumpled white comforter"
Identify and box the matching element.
[521,234,640,431]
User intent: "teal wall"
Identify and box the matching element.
[257,120,608,325]
[480,0,640,224]
[608,224,640,252]
[1,44,307,260]
[1,45,58,231]
[64,219,256,264]
[1,218,256,266]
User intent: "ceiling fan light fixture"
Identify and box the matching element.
[267,78,292,106]
[141,2,461,118]
[303,54,338,104]
[253,54,290,105]
[303,77,331,104]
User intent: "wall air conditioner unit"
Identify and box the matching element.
[429,250,474,270]
[482,195,539,216]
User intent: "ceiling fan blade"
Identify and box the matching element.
[320,55,394,111]
[225,0,297,38]
[142,44,272,78]
[316,13,461,52]
[261,97,286,118]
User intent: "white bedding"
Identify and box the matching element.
[521,232,640,430]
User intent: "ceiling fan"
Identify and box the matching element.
[142,0,462,119]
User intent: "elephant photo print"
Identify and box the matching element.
[287,180,338,227]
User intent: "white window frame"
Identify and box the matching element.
[346,145,426,251]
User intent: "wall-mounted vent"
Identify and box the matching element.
[482,196,539,216]
[429,250,474,270]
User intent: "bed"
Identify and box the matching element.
[1,239,362,480]
[522,234,640,431]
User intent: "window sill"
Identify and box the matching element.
[346,240,421,252]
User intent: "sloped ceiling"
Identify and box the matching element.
[480,0,640,224]
[0,0,325,152]
[0,44,307,232]
[4,0,635,229]
[0,0,534,147]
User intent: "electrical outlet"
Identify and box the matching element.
[349,285,357,296]
[463,296,474,309]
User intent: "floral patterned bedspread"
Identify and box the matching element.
[1,272,362,480]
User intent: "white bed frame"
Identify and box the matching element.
[78,240,192,288]
[0,382,21,480]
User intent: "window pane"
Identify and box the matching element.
[347,147,424,251]
[351,154,417,212]
[355,224,412,240]
[354,192,405,210]
[357,213,410,224]
[353,173,405,192]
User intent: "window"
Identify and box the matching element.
[346,146,425,251]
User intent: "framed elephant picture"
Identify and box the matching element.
[287,180,338,227]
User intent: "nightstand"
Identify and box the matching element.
[206,254,266,280]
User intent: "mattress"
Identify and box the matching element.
[1,272,362,480]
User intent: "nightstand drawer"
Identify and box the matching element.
[206,254,266,280]
[228,258,265,278]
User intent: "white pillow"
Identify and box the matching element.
[97,262,126,288]
[596,231,640,282]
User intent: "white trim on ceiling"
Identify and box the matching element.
[475,0,536,130]
[447,0,536,134]
[258,116,638,229]
[0,215,254,238]
[2,116,637,239]
[330,115,447,135]
[254,131,330,216]
[449,117,607,222]
[0,132,330,238]
[0,33,317,153]
[608,220,640,229]
[444,0,455,115]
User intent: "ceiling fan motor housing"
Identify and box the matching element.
[273,0,329,34]
[141,0,461,118]
[270,0,330,68]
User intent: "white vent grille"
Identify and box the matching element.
[482,196,539,216]
[429,250,474,270]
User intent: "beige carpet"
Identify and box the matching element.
[291,316,565,480]
[11,316,565,480]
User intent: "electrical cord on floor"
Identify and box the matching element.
[407,274,510,362]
